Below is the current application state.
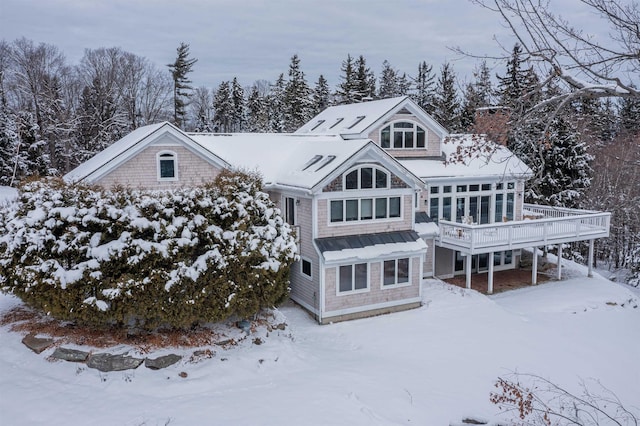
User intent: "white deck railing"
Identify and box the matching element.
[437,205,610,255]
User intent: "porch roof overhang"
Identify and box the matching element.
[436,206,611,255]
[316,230,427,265]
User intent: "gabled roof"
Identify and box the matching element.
[64,122,229,183]
[188,133,424,193]
[295,96,448,139]
[399,134,533,181]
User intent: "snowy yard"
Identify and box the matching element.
[1,266,639,425]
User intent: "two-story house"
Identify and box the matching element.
[64,96,611,324]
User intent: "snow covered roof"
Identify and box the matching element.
[188,133,379,191]
[315,230,427,264]
[399,134,533,182]
[295,96,448,138]
[63,122,229,184]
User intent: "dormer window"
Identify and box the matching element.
[380,121,426,149]
[157,151,177,180]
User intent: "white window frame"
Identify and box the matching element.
[343,165,389,190]
[380,120,427,149]
[328,196,402,225]
[284,196,296,226]
[300,257,312,280]
[157,151,178,181]
[381,257,411,288]
[336,262,370,295]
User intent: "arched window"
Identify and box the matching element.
[157,151,177,180]
[344,165,388,190]
[380,121,426,149]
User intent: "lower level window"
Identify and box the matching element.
[383,258,410,286]
[339,263,368,293]
[301,259,312,278]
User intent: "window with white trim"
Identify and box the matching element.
[383,258,410,286]
[301,258,312,278]
[380,121,426,149]
[338,263,368,293]
[284,197,296,226]
[330,197,401,223]
[157,151,177,180]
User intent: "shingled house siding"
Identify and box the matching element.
[96,145,220,190]
[367,113,442,158]
[283,195,320,313]
[317,195,414,239]
[323,256,421,314]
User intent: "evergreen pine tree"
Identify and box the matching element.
[311,74,331,116]
[167,42,197,129]
[283,54,312,132]
[497,44,528,111]
[213,81,233,132]
[618,89,640,136]
[433,62,460,132]
[460,61,494,131]
[378,60,400,99]
[353,55,376,102]
[268,74,286,132]
[230,77,245,132]
[335,54,357,105]
[0,103,20,186]
[410,61,436,114]
[246,84,269,132]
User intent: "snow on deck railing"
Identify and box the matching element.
[437,210,610,254]
[522,203,601,218]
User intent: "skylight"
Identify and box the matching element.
[347,115,366,129]
[329,118,344,129]
[302,155,323,171]
[310,120,325,131]
[315,155,336,171]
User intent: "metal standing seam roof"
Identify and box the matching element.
[315,230,422,254]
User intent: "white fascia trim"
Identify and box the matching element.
[315,187,415,200]
[322,296,422,320]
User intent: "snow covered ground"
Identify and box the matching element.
[1,270,639,425]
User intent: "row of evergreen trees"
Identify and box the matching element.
[1,38,638,275]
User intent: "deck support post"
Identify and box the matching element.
[588,239,594,278]
[557,244,562,280]
[532,247,538,285]
[487,252,494,294]
[465,254,472,289]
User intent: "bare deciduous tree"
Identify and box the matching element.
[469,0,640,115]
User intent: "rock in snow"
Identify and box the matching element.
[51,347,90,362]
[21,334,54,354]
[86,353,144,372]
[145,354,182,370]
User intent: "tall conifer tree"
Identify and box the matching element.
[167,42,197,129]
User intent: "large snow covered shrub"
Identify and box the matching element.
[0,172,297,330]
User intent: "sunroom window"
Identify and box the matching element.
[380,121,426,149]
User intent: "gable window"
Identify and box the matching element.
[338,263,368,293]
[383,258,410,286]
[344,166,388,190]
[380,121,426,149]
[157,151,177,180]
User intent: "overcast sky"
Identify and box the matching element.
[0,0,607,90]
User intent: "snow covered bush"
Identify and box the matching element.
[626,245,640,288]
[0,171,298,330]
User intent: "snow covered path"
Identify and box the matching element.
[1,272,639,425]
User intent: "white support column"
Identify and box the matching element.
[488,252,494,294]
[557,244,562,280]
[465,254,472,289]
[532,247,538,285]
[588,239,594,278]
